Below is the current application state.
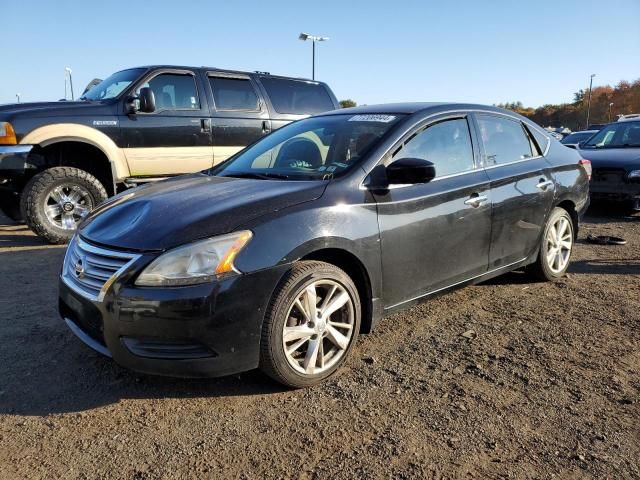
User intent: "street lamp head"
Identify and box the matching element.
[590,73,596,78]
[609,102,614,106]
[299,32,329,42]
[65,67,72,74]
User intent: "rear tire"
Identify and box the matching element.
[20,167,108,244]
[260,261,361,388]
[528,207,574,281]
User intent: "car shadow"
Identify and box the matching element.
[569,258,640,276]
[0,212,287,417]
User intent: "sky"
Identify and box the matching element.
[2,0,639,107]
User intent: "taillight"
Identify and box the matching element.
[578,159,592,180]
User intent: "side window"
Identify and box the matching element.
[259,78,335,115]
[137,73,199,110]
[476,115,533,166]
[209,76,259,111]
[393,118,475,177]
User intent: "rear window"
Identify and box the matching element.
[209,76,259,111]
[260,77,335,115]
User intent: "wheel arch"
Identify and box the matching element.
[20,124,130,190]
[554,198,579,240]
[300,248,375,334]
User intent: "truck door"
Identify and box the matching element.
[206,73,270,165]
[120,69,214,176]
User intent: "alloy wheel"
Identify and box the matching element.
[44,184,94,230]
[282,280,355,375]
[545,216,572,274]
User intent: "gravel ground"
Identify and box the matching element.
[0,207,638,479]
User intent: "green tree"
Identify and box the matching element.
[339,99,357,108]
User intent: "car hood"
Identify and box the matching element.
[578,147,640,169]
[0,101,113,119]
[80,173,327,251]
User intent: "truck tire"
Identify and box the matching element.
[20,167,108,244]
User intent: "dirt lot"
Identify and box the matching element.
[0,208,638,480]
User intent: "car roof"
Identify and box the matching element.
[318,102,516,117]
[129,65,322,83]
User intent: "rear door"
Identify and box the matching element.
[206,73,270,165]
[120,69,214,176]
[472,113,556,268]
[372,114,492,308]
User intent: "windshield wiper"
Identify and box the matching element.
[221,172,290,180]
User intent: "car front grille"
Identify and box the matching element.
[592,167,626,183]
[62,236,140,301]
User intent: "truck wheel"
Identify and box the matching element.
[20,167,108,244]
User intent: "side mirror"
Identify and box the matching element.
[138,87,156,113]
[386,158,436,185]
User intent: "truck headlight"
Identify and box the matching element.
[135,231,253,287]
[628,170,640,179]
[0,122,17,145]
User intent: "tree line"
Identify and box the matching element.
[497,78,640,131]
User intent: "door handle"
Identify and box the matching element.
[262,120,271,134]
[201,118,211,133]
[536,179,554,191]
[464,194,488,208]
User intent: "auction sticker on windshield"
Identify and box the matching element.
[348,114,396,123]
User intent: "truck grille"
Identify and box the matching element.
[62,236,140,301]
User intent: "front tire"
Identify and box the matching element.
[260,261,361,388]
[528,207,574,281]
[20,167,108,244]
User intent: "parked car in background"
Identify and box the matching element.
[618,114,640,122]
[578,120,640,211]
[0,65,339,242]
[561,130,598,148]
[59,103,590,388]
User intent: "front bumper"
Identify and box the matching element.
[0,144,35,181]
[0,144,35,207]
[59,255,289,378]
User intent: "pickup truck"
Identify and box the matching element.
[0,65,339,243]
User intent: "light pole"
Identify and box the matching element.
[586,73,595,129]
[65,67,74,100]
[299,32,329,80]
[608,102,614,123]
[15,93,21,103]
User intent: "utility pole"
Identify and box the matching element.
[65,67,74,100]
[608,102,614,123]
[586,73,595,129]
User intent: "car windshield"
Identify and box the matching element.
[561,132,595,144]
[211,113,406,180]
[582,121,640,148]
[80,68,146,101]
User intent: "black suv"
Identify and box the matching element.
[0,66,338,242]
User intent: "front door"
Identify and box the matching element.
[120,70,213,176]
[473,113,556,269]
[372,115,492,308]
[206,73,270,165]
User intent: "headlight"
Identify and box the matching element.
[135,231,252,287]
[628,170,640,179]
[0,122,17,145]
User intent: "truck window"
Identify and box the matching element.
[137,73,200,110]
[259,78,335,115]
[209,76,260,111]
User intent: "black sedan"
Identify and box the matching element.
[578,120,640,211]
[59,103,590,387]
